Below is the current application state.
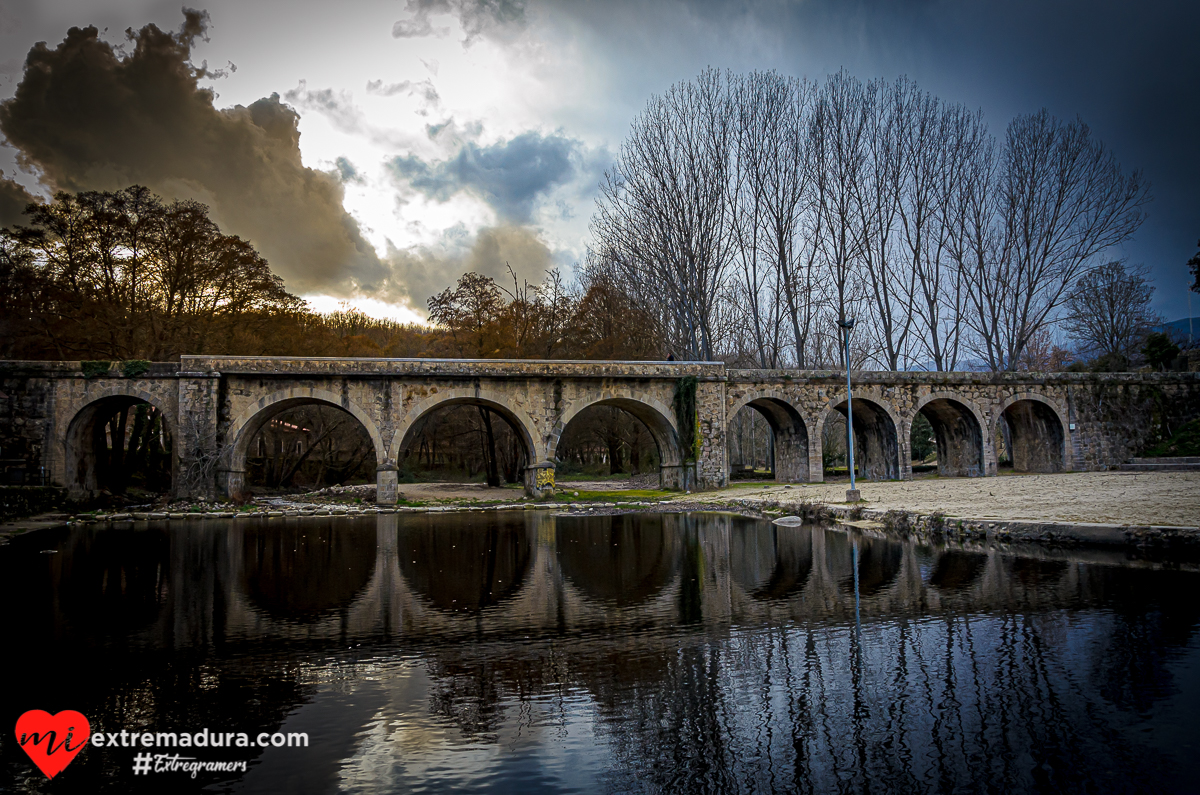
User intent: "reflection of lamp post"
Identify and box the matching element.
[838,318,860,503]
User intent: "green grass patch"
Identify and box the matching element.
[1145,418,1200,457]
[556,472,642,482]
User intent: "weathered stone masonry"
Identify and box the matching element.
[1,357,1197,504]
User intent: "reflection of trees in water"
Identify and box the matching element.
[580,530,1200,792]
[7,517,1200,792]
[729,522,813,600]
[398,512,533,612]
[593,610,1189,792]
[242,521,377,623]
[426,658,509,738]
[556,513,678,608]
[589,642,736,793]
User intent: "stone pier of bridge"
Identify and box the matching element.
[1,356,1197,503]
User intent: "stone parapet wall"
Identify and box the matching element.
[0,361,181,377]
[728,369,1200,387]
[183,356,727,380]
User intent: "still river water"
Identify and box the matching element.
[2,510,1199,794]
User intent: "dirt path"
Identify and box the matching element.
[685,471,1200,527]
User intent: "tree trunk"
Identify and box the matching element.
[110,407,129,493]
[92,412,110,490]
[478,407,500,487]
[606,432,624,475]
[128,405,150,474]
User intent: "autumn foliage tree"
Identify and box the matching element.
[2,186,304,359]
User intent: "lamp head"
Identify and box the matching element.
[837,318,856,330]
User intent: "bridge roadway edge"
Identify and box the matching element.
[1,357,1197,504]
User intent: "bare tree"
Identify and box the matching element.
[750,74,822,368]
[589,70,1151,376]
[808,70,872,345]
[961,110,1149,370]
[727,71,786,368]
[593,68,734,360]
[855,77,914,369]
[897,88,986,371]
[1063,260,1158,363]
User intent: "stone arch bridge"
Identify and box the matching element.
[1,356,1196,503]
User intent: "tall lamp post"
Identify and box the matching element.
[838,318,861,503]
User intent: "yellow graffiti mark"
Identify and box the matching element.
[535,468,555,488]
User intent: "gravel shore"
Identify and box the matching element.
[684,470,1200,528]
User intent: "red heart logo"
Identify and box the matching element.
[15,710,91,779]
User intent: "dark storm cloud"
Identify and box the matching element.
[0,173,36,227]
[837,0,1200,317]
[392,0,526,41]
[544,0,1199,316]
[0,11,393,298]
[389,131,581,223]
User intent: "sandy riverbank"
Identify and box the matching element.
[684,471,1200,528]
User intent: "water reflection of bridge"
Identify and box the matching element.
[63,511,1148,650]
[31,512,1200,793]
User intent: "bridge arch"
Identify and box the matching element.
[726,390,810,482]
[392,387,542,468]
[909,392,989,477]
[63,386,176,499]
[223,387,387,496]
[546,392,684,487]
[816,390,903,481]
[995,393,1071,473]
